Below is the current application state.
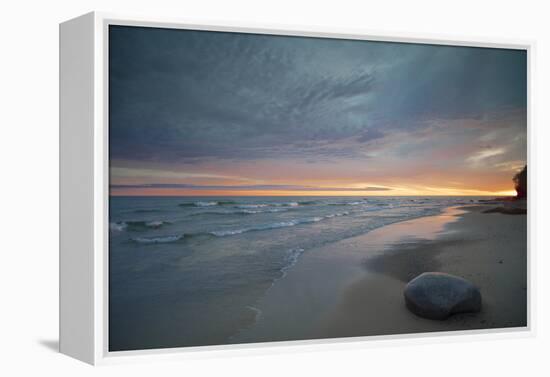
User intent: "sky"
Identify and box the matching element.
[109,25,527,196]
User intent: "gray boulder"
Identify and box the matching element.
[404,272,481,320]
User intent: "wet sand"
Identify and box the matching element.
[319,205,528,338]
[233,205,527,344]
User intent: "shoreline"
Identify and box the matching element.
[317,204,527,338]
[232,204,527,344]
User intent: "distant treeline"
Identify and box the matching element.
[513,165,527,199]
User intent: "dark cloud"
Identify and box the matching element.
[356,128,385,143]
[109,26,527,165]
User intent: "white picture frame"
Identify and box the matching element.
[59,11,534,365]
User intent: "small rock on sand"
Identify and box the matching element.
[404,272,481,320]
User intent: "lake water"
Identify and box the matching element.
[108,195,483,351]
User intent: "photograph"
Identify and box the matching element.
[107,25,527,352]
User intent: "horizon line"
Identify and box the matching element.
[109,193,515,197]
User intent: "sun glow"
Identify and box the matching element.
[110,186,516,197]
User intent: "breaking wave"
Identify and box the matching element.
[210,217,323,237]
[131,234,184,244]
[109,220,169,232]
[280,248,305,279]
[179,201,237,207]
[209,212,349,237]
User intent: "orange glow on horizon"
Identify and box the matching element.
[110,187,517,197]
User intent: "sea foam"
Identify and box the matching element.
[109,220,168,231]
[131,235,183,244]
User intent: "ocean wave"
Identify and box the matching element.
[190,208,289,217]
[284,202,299,207]
[209,215,333,237]
[131,234,183,244]
[325,211,350,218]
[110,222,127,232]
[240,208,289,214]
[209,229,249,237]
[189,210,245,216]
[131,208,162,213]
[180,201,303,209]
[143,220,165,228]
[194,201,218,207]
[179,201,236,208]
[208,211,350,237]
[297,200,317,205]
[236,202,299,209]
[328,200,369,206]
[239,248,303,330]
[264,248,306,291]
[235,204,269,209]
[122,210,351,242]
[126,216,325,243]
[109,220,169,232]
[280,248,305,279]
[360,206,387,213]
[246,305,263,323]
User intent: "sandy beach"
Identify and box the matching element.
[233,204,527,344]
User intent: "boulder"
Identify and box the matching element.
[404,272,481,320]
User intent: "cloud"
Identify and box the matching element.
[467,147,506,164]
[110,183,392,192]
[356,128,385,143]
[110,26,526,165]
[108,26,527,195]
[493,160,525,172]
[110,167,255,182]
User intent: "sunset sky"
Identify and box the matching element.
[109,26,527,196]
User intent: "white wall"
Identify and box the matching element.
[1,0,548,375]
